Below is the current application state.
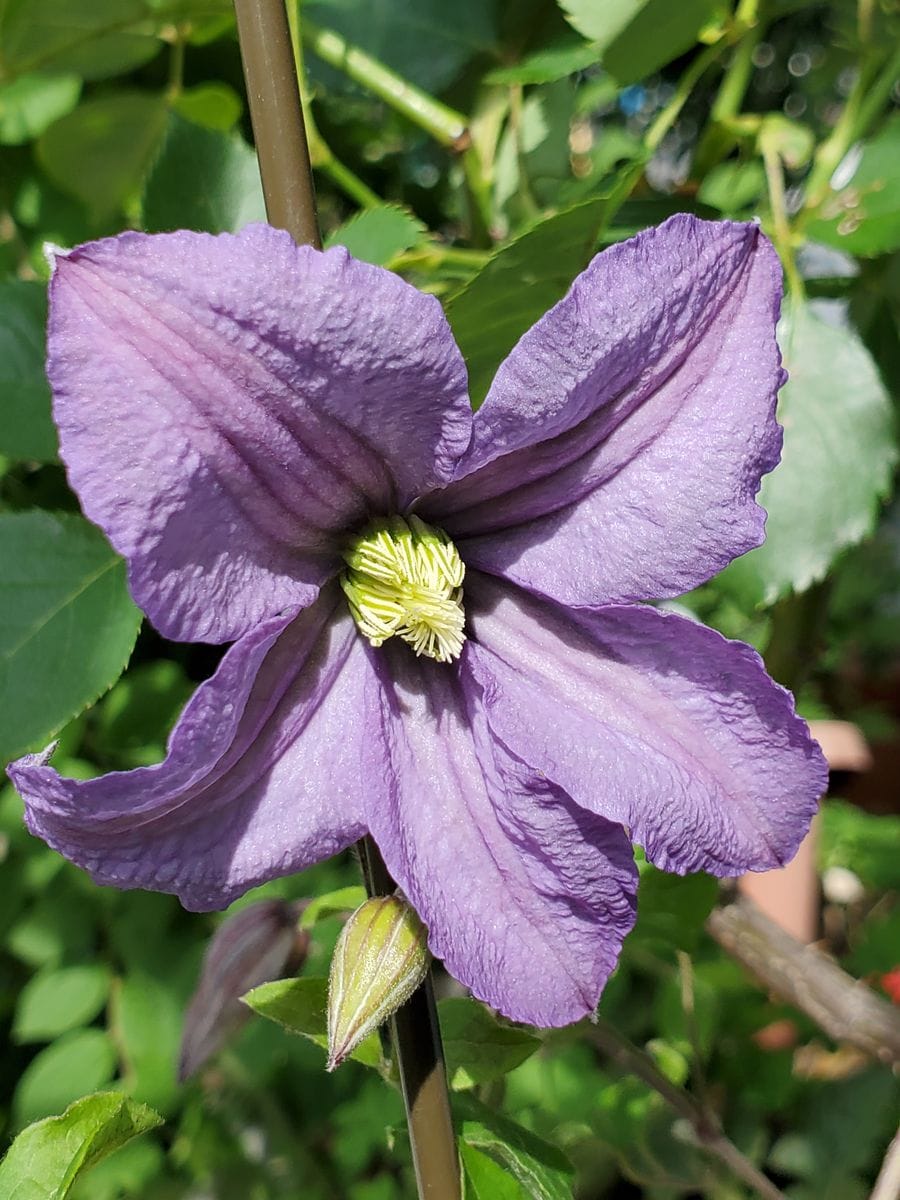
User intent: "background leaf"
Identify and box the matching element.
[0,511,142,762]
[0,280,56,462]
[0,1092,162,1200]
[719,302,897,606]
[243,976,382,1069]
[142,112,265,233]
[37,92,168,221]
[446,198,605,406]
[326,204,425,265]
[808,115,900,257]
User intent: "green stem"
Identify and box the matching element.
[760,131,803,299]
[166,33,186,101]
[585,1018,787,1200]
[800,43,900,218]
[645,39,728,155]
[286,0,381,208]
[303,20,469,150]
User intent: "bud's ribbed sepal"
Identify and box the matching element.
[327,894,430,1071]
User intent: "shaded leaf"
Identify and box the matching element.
[0,280,57,463]
[172,82,242,132]
[0,0,161,81]
[0,1092,162,1200]
[718,303,897,606]
[485,37,598,86]
[0,511,142,763]
[13,1030,117,1128]
[457,1093,574,1200]
[299,886,368,929]
[13,965,111,1043]
[446,198,605,406]
[38,92,167,221]
[0,73,81,145]
[460,1142,530,1199]
[439,998,540,1090]
[326,205,425,265]
[243,976,382,1069]
[142,113,265,233]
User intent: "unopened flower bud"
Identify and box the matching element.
[180,899,308,1081]
[327,894,430,1071]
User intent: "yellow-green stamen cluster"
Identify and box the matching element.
[341,515,465,663]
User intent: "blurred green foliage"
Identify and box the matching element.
[1,0,900,1195]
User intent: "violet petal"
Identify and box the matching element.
[430,216,784,606]
[466,574,828,877]
[48,226,472,643]
[9,592,372,909]
[365,643,638,1026]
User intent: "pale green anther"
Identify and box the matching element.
[326,894,430,1071]
[340,514,466,663]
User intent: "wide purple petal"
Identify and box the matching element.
[465,574,827,877]
[9,591,371,909]
[428,216,784,606]
[364,643,638,1026]
[48,225,472,642]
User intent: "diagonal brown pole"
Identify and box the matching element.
[232,3,460,1197]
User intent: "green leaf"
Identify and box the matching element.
[718,303,897,606]
[13,1030,118,1128]
[142,113,265,234]
[807,114,900,257]
[438,998,540,1090]
[325,205,425,266]
[13,965,111,1043]
[299,886,367,929]
[172,82,242,132]
[0,73,81,144]
[485,37,598,86]
[0,280,57,463]
[460,1142,530,1199]
[627,863,718,955]
[111,970,183,1114]
[0,1092,163,1200]
[38,92,168,221]
[697,160,765,214]
[242,977,382,1069]
[306,0,498,94]
[0,0,161,82]
[819,800,900,891]
[446,198,605,406]
[92,661,193,768]
[558,0,725,82]
[457,1093,574,1200]
[0,510,142,763]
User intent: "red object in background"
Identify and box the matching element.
[881,968,900,1005]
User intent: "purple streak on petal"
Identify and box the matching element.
[466,574,827,878]
[48,226,472,642]
[9,591,371,909]
[428,217,784,606]
[364,644,638,1026]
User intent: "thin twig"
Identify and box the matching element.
[707,896,900,1066]
[588,1017,787,1200]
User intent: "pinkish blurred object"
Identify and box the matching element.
[738,721,871,943]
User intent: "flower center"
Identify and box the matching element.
[340,515,465,663]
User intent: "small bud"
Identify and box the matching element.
[179,899,308,1081]
[327,894,430,1071]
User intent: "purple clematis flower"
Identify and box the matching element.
[9,215,827,1027]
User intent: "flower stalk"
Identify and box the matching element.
[231,3,460,1195]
